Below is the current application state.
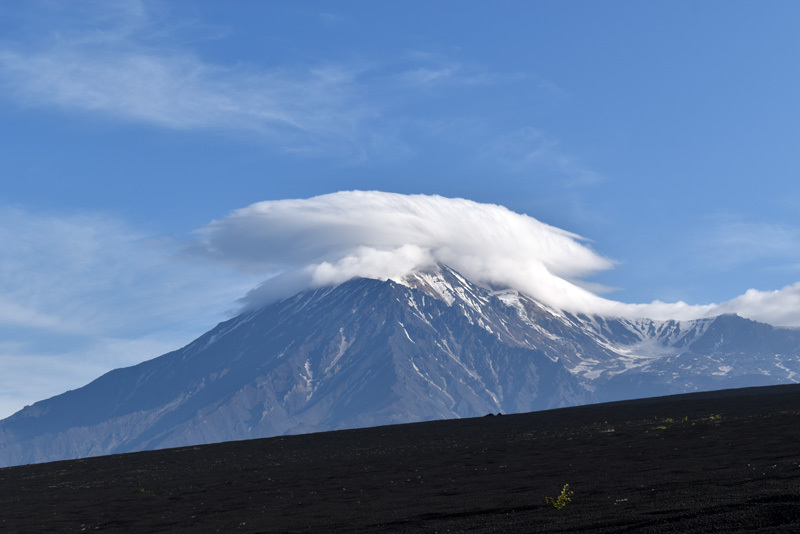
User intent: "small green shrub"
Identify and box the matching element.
[545,484,574,509]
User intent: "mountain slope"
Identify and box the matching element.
[0,270,590,465]
[1,265,799,467]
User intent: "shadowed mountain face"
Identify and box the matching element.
[2,266,800,466]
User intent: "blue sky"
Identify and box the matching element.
[1,0,799,418]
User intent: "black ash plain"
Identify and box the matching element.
[2,384,800,533]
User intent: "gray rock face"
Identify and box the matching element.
[2,266,799,466]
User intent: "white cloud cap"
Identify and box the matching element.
[194,191,612,309]
[194,191,800,327]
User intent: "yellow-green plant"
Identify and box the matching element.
[545,484,574,509]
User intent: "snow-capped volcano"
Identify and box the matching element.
[397,265,800,392]
[2,265,799,467]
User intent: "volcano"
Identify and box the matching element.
[2,265,799,467]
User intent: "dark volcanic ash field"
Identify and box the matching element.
[2,384,800,533]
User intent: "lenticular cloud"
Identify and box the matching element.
[193,191,800,326]
[194,191,617,309]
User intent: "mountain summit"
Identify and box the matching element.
[2,265,799,466]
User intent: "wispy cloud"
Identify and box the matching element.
[0,1,383,158]
[0,2,499,164]
[0,47,377,156]
[394,63,496,87]
[393,48,528,89]
[0,300,80,333]
[396,66,461,85]
[0,2,549,164]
